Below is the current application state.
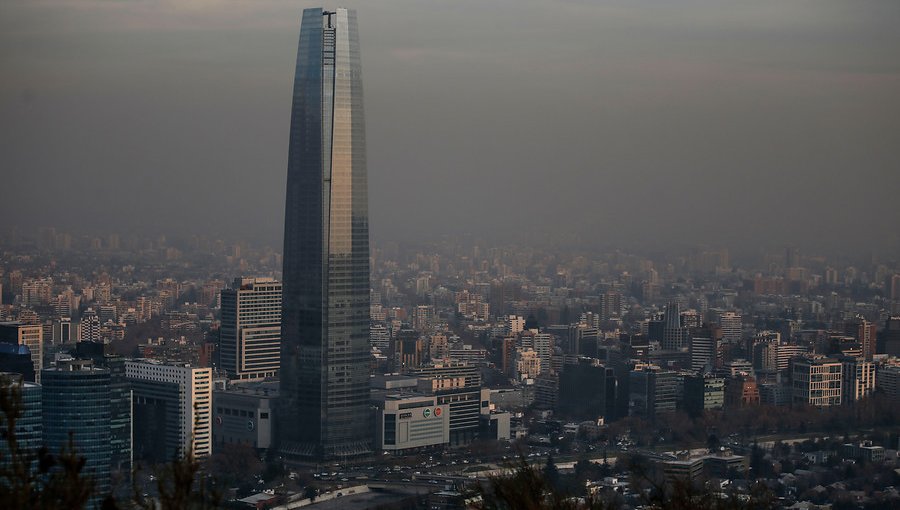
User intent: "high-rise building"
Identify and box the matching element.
[126,361,212,461]
[0,321,43,383]
[278,7,372,460]
[880,317,900,356]
[792,356,842,407]
[845,316,876,361]
[717,312,742,344]
[80,308,101,343]
[840,357,875,403]
[662,302,687,350]
[42,360,111,505]
[74,342,133,481]
[557,358,617,421]
[0,373,41,470]
[629,366,678,420]
[689,326,720,373]
[219,277,282,381]
[683,374,725,417]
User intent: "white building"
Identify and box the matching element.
[718,312,742,344]
[375,394,450,451]
[792,356,842,407]
[126,361,213,459]
[219,278,281,381]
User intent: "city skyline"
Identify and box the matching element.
[1,1,898,254]
[2,2,900,507]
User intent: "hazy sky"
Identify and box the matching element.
[2,0,899,253]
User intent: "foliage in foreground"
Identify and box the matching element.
[477,454,777,510]
[0,375,219,509]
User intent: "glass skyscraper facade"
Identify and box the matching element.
[42,360,111,505]
[279,7,372,460]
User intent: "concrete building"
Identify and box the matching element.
[718,311,742,344]
[684,374,725,417]
[213,382,277,451]
[219,277,281,381]
[127,360,212,461]
[792,356,842,407]
[629,366,677,420]
[841,357,875,403]
[0,321,43,383]
[374,393,450,452]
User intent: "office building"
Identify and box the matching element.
[880,317,900,356]
[683,374,725,417]
[662,302,687,350]
[876,363,900,404]
[213,382,277,451]
[0,343,37,382]
[792,356,842,407]
[127,361,212,461]
[0,373,41,470]
[689,326,720,373]
[374,394,450,452]
[219,277,282,381]
[408,363,487,446]
[0,321,43,382]
[42,360,111,504]
[629,366,678,420]
[718,312,742,344]
[279,7,372,461]
[557,358,617,421]
[74,342,133,479]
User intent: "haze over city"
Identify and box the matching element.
[2,0,899,255]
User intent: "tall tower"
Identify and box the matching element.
[279,7,372,460]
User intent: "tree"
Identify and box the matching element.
[304,485,318,503]
[0,375,95,509]
[477,456,606,510]
[543,454,561,490]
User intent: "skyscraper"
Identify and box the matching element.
[279,7,372,460]
[42,360,111,506]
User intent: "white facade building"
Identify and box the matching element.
[126,361,213,459]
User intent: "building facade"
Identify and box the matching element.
[126,361,212,461]
[279,7,372,460]
[375,394,450,452]
[792,356,842,407]
[0,373,41,470]
[41,360,111,504]
[213,382,277,451]
[0,321,43,382]
[219,277,282,381]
